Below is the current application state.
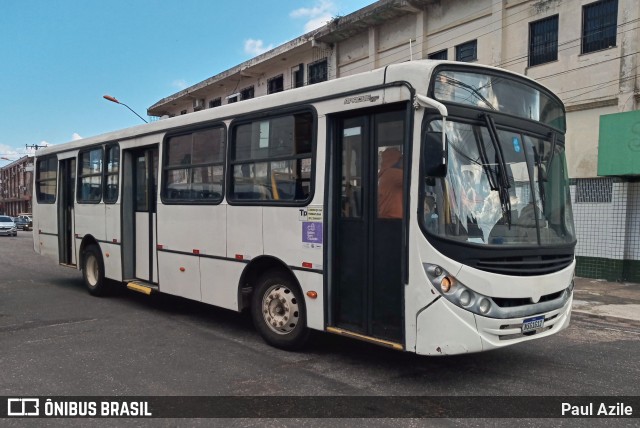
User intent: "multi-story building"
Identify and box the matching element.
[148,0,640,282]
[0,156,34,216]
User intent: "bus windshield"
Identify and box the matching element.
[433,70,566,131]
[422,120,575,246]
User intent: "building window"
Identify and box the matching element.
[104,145,120,203]
[229,111,314,203]
[292,64,304,88]
[36,156,57,203]
[455,40,477,62]
[209,98,221,108]
[241,86,254,100]
[180,110,187,115]
[268,75,284,94]
[529,15,559,67]
[428,49,448,60]
[582,0,618,54]
[78,147,103,203]
[163,126,226,203]
[308,59,328,85]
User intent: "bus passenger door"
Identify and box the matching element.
[123,147,158,283]
[58,158,76,266]
[330,107,407,344]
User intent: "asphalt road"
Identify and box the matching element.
[1,232,639,427]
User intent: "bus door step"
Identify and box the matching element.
[326,326,404,351]
[126,281,159,295]
[58,263,77,269]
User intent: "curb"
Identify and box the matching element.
[571,309,640,328]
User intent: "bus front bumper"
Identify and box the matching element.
[415,295,572,356]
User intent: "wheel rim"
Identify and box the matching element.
[261,284,300,335]
[85,254,99,287]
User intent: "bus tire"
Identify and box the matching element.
[82,244,108,296]
[251,270,309,350]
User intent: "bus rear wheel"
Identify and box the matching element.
[251,270,309,350]
[82,244,108,296]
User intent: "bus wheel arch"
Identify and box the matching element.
[239,257,310,350]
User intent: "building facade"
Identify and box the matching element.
[148,0,640,281]
[0,156,34,216]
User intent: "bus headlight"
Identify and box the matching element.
[459,290,472,307]
[478,298,491,314]
[440,276,452,293]
[423,263,496,317]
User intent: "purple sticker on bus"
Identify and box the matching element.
[302,222,323,244]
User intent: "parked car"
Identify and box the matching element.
[14,215,32,231]
[0,216,17,236]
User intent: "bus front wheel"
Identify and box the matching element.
[82,244,108,296]
[251,270,309,350]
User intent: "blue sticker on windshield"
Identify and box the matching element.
[513,137,521,153]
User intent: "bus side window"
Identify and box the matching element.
[229,112,313,204]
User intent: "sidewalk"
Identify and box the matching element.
[572,277,640,327]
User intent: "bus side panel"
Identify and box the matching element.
[34,202,59,260]
[200,258,242,311]
[291,270,324,331]
[75,204,106,241]
[156,204,226,300]
[227,206,263,259]
[157,251,201,301]
[105,203,120,246]
[104,203,122,281]
[262,207,323,270]
[156,204,227,258]
[101,243,122,282]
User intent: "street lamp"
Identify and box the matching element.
[103,95,148,123]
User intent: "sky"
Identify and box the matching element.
[0,0,371,166]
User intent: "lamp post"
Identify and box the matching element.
[103,95,148,123]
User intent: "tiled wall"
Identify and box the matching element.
[571,178,640,282]
[624,182,640,261]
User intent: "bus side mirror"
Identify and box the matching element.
[422,131,448,177]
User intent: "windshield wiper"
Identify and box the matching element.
[446,77,497,111]
[482,114,512,227]
[533,146,546,208]
[472,126,499,192]
[536,132,558,212]
[547,132,557,170]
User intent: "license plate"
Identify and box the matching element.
[522,315,544,333]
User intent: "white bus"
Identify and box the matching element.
[33,60,576,355]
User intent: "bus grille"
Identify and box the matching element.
[471,254,573,276]
[492,290,564,308]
